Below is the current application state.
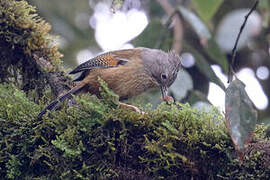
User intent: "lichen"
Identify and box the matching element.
[0,83,269,179]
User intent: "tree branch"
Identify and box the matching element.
[33,53,74,97]
[228,0,259,83]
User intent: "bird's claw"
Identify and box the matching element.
[162,95,174,104]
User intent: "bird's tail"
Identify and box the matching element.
[37,84,85,120]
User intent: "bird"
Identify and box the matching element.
[37,47,181,120]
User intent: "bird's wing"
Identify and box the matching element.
[69,48,142,74]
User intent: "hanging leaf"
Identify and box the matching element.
[225,79,257,152]
[191,0,224,23]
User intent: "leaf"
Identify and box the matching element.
[133,19,171,50]
[183,44,226,91]
[225,79,257,152]
[191,0,224,23]
[178,6,211,40]
[178,6,228,71]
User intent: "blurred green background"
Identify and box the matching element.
[27,0,270,123]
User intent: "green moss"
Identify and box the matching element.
[0,83,269,179]
[0,0,62,67]
[98,76,119,109]
[0,0,66,100]
[6,155,22,179]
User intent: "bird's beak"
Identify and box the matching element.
[161,86,168,101]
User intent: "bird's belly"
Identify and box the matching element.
[84,66,158,99]
[106,69,158,99]
[111,77,158,100]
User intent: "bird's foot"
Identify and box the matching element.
[162,95,174,104]
[119,102,146,115]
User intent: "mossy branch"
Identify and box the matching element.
[0,0,73,101]
[0,83,270,179]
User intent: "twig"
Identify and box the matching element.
[228,0,259,83]
[155,0,183,54]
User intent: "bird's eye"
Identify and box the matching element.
[161,74,167,79]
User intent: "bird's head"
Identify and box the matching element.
[141,48,181,101]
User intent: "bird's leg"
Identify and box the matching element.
[119,102,145,115]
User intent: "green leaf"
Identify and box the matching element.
[183,44,226,91]
[133,19,171,50]
[178,6,211,39]
[177,6,228,71]
[191,0,224,23]
[225,79,257,151]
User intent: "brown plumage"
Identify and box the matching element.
[37,47,181,120]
